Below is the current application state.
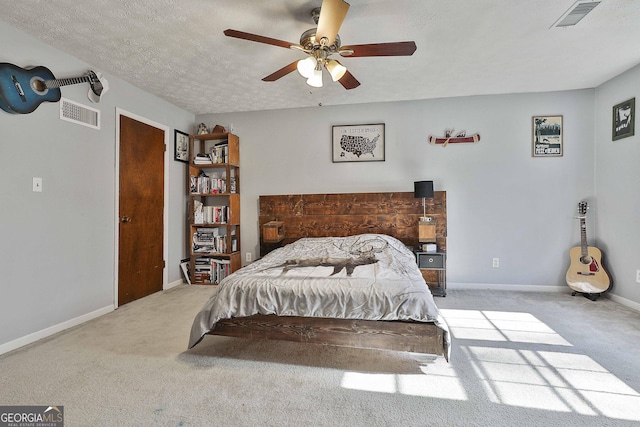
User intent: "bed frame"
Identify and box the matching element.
[213,315,446,356]
[206,191,449,359]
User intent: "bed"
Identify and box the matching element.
[188,233,450,360]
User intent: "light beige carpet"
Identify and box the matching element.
[1,285,639,426]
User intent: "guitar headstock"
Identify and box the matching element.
[85,70,108,103]
[577,201,589,218]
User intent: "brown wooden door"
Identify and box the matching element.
[118,115,165,306]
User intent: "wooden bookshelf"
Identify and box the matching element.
[187,132,241,284]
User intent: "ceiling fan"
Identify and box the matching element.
[224,0,417,90]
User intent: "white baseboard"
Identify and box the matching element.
[165,278,185,290]
[447,282,640,313]
[448,282,566,292]
[607,293,640,312]
[0,305,114,356]
[2,280,185,356]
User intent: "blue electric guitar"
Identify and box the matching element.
[0,63,108,114]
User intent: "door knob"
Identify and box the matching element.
[120,216,132,223]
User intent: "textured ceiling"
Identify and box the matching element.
[1,0,640,114]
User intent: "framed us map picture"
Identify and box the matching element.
[332,123,385,162]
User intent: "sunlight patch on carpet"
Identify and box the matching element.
[466,345,640,420]
[340,370,467,400]
[441,309,572,346]
[441,308,640,422]
[341,372,397,393]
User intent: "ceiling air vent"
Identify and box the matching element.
[552,1,601,28]
[60,97,100,130]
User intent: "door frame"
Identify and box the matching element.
[114,108,170,308]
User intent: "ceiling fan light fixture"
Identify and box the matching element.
[307,68,323,88]
[326,59,347,82]
[297,57,316,78]
[223,0,415,91]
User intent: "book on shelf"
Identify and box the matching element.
[190,171,227,194]
[208,141,229,164]
[192,228,227,254]
[194,272,212,283]
[193,200,204,224]
[192,205,229,224]
[216,259,231,282]
[230,228,237,252]
[193,257,232,283]
[211,206,229,223]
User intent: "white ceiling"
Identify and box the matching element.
[2,0,640,114]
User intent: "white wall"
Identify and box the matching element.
[199,89,597,291]
[0,21,193,350]
[595,63,640,305]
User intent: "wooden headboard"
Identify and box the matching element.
[258,191,447,258]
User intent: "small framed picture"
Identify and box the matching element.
[332,123,385,162]
[532,115,563,157]
[174,129,189,163]
[612,98,635,141]
[180,258,191,284]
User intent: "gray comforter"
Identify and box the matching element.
[188,234,450,356]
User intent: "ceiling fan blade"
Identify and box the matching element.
[262,61,299,82]
[224,29,298,50]
[338,70,360,90]
[316,0,350,46]
[340,41,417,57]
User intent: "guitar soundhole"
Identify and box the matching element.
[30,77,48,94]
[580,255,593,265]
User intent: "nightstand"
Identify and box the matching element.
[414,251,446,297]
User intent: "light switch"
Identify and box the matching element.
[33,177,43,192]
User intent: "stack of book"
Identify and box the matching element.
[193,257,212,283]
[194,257,231,283]
[192,228,227,253]
[194,153,212,164]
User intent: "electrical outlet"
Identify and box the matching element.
[636,269,640,283]
[492,258,500,268]
[32,177,42,192]
[246,252,252,263]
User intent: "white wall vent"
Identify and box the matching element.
[552,1,601,28]
[60,97,101,130]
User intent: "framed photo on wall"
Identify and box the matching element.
[174,129,189,163]
[532,115,563,157]
[332,123,385,162]
[612,98,635,141]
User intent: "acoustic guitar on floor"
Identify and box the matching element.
[0,62,108,114]
[565,201,611,300]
